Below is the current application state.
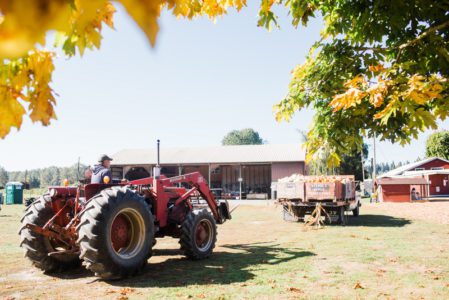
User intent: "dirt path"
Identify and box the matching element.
[366,201,449,225]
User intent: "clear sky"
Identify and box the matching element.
[0,3,446,171]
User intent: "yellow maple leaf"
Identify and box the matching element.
[330,88,367,112]
[0,88,26,138]
[366,77,390,108]
[118,0,162,47]
[343,74,367,89]
[0,0,71,58]
[368,64,384,73]
[28,86,57,125]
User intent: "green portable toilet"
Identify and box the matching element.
[5,182,24,205]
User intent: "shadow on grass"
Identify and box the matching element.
[110,243,315,287]
[343,214,412,227]
[46,265,93,280]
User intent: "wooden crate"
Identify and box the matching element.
[305,181,344,201]
[277,181,305,200]
[344,181,356,199]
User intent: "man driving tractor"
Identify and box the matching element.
[91,154,113,184]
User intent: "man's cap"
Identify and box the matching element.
[98,154,113,162]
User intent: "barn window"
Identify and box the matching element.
[415,168,424,171]
[431,167,444,170]
[125,167,150,180]
[111,167,123,180]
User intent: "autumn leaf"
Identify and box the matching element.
[0,89,26,137]
[327,151,341,168]
[353,282,364,289]
[0,50,58,138]
[118,0,162,46]
[287,287,303,293]
[0,0,250,139]
[368,64,384,73]
[119,287,135,295]
[344,74,367,89]
[366,77,390,108]
[330,88,367,111]
[373,100,397,125]
[0,0,71,58]
[405,74,445,105]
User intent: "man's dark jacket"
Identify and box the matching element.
[91,164,112,184]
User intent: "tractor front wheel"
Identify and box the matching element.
[180,209,217,260]
[77,187,154,279]
[19,195,80,272]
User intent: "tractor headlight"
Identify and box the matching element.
[49,188,58,198]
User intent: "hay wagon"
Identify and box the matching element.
[276,175,360,225]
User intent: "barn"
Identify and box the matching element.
[110,144,305,199]
[376,157,449,202]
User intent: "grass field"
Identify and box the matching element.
[1,202,449,299]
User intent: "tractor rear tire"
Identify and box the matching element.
[180,209,217,260]
[19,195,80,272]
[77,187,154,280]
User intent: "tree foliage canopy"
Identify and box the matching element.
[0,1,448,168]
[222,128,263,145]
[425,131,449,159]
[307,142,368,181]
[273,0,449,165]
[338,143,368,181]
[0,0,247,138]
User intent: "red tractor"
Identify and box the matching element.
[19,141,231,279]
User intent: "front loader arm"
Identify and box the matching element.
[164,172,231,223]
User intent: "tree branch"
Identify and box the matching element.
[399,19,449,50]
[352,46,388,52]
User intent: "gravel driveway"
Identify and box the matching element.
[366,201,449,225]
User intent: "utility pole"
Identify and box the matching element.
[372,136,377,192]
[361,147,365,181]
[238,165,242,200]
[361,148,365,195]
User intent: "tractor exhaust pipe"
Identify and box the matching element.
[153,139,161,178]
[157,139,160,166]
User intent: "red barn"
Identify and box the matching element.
[376,157,449,202]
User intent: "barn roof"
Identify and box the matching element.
[379,157,449,178]
[111,144,305,165]
[404,169,449,176]
[376,177,429,185]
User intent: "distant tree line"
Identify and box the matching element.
[2,164,87,189]
[0,166,8,187]
[364,160,416,179]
